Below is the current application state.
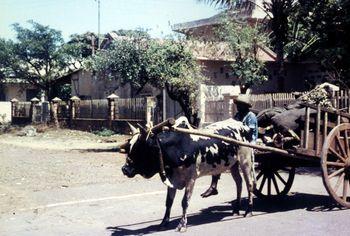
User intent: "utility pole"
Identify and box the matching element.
[95,0,101,50]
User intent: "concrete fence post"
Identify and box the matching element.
[69,96,80,127]
[223,93,234,119]
[30,97,40,123]
[146,96,156,127]
[107,93,119,129]
[10,98,19,119]
[51,97,62,128]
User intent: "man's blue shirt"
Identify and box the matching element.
[234,111,258,143]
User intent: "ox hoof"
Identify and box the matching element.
[232,209,240,216]
[232,203,240,216]
[159,220,169,230]
[176,225,187,233]
[200,187,218,198]
[176,219,187,233]
[244,211,253,218]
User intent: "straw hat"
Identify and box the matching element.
[235,94,252,107]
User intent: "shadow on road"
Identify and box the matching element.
[107,192,344,236]
[72,148,120,153]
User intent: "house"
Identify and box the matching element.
[172,1,329,93]
[0,78,40,101]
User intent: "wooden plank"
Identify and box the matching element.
[348,90,350,113]
[315,104,321,154]
[336,90,340,109]
[304,106,310,149]
[323,111,328,146]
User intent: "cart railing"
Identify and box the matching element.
[332,89,350,111]
[299,102,350,157]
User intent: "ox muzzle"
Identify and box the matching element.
[121,164,136,178]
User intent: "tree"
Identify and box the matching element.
[86,33,205,124]
[216,15,269,89]
[1,21,76,99]
[198,0,294,91]
[64,32,98,68]
[286,0,350,84]
[0,39,14,80]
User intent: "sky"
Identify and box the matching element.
[0,0,220,41]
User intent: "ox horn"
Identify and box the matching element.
[127,122,138,135]
[136,123,147,133]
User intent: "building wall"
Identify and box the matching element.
[70,70,159,99]
[1,83,38,101]
[199,60,235,85]
[0,101,11,123]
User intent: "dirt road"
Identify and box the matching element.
[0,129,349,235]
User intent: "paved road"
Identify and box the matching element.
[0,144,349,236]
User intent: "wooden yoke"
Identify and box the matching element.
[150,118,176,134]
[166,126,291,156]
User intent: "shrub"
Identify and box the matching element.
[93,128,115,137]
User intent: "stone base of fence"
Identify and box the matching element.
[69,118,146,134]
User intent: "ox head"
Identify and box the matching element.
[121,122,161,179]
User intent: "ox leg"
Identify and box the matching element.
[230,162,242,215]
[176,179,195,232]
[160,187,176,229]
[239,149,254,217]
[201,174,220,198]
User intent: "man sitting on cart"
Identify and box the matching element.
[201,94,258,198]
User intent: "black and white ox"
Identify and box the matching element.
[121,117,254,232]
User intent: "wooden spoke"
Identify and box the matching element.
[344,130,350,157]
[321,123,350,208]
[274,171,287,185]
[343,179,349,201]
[336,135,347,158]
[334,173,345,193]
[326,161,346,168]
[254,160,295,199]
[329,147,347,163]
[267,177,271,195]
[259,175,267,192]
[328,168,345,179]
[271,174,280,194]
[256,171,263,181]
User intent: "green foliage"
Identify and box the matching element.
[63,32,97,69]
[51,84,71,101]
[200,0,350,88]
[217,16,269,87]
[86,33,205,122]
[0,21,80,99]
[93,128,115,137]
[0,39,15,80]
[286,0,350,83]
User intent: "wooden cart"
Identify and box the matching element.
[253,102,350,208]
[168,89,350,208]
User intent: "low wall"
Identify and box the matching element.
[0,102,11,123]
[69,118,145,134]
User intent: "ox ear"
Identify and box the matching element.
[127,122,139,135]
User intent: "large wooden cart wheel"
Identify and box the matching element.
[254,159,295,199]
[321,123,350,208]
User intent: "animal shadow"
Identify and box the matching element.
[107,192,344,236]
